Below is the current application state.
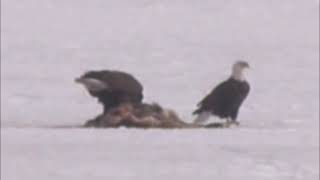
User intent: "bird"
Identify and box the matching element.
[75,70,144,113]
[193,60,250,125]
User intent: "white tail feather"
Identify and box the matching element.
[193,112,211,125]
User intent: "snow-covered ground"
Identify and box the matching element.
[1,0,319,179]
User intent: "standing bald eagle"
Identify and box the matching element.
[193,61,250,125]
[76,70,143,113]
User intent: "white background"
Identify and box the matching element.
[1,0,319,179]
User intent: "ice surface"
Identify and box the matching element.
[1,0,319,179]
[2,128,319,180]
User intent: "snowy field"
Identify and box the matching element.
[1,0,319,179]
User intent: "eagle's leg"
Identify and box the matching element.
[194,112,211,125]
[224,118,231,127]
[233,121,240,126]
[225,118,240,127]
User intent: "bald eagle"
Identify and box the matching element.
[193,61,250,125]
[75,70,143,113]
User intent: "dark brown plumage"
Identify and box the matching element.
[193,61,250,124]
[193,78,250,120]
[76,70,143,113]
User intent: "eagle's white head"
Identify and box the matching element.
[231,60,250,81]
[75,77,109,92]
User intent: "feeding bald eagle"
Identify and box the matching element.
[193,61,250,125]
[75,70,144,113]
